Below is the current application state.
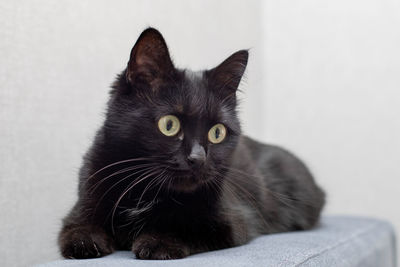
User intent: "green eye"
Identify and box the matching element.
[208,123,227,144]
[158,115,180,136]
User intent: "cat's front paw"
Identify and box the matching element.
[59,225,114,259]
[132,233,190,260]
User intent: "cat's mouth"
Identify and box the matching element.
[168,169,209,192]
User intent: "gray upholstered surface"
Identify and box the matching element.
[36,216,397,267]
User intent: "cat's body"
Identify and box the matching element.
[59,28,325,260]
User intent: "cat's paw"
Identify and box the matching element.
[59,225,114,259]
[132,234,190,260]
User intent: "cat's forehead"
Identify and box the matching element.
[180,69,220,116]
[182,69,205,96]
[185,69,203,81]
[156,69,234,123]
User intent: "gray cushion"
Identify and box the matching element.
[36,216,397,267]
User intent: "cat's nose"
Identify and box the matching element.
[187,142,206,168]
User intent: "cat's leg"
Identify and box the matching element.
[59,223,115,259]
[132,233,190,260]
[131,225,234,260]
[58,201,115,259]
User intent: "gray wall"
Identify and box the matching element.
[263,0,400,250]
[1,0,399,266]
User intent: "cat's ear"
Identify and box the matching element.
[207,50,248,97]
[126,28,174,90]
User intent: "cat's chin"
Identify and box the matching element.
[171,181,201,193]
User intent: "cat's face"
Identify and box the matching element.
[107,28,248,192]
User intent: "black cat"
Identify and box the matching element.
[58,28,325,260]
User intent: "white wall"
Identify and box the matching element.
[0,1,263,266]
[263,0,400,254]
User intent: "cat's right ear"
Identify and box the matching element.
[207,50,248,98]
[126,28,174,91]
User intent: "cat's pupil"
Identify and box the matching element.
[215,128,220,139]
[166,120,173,131]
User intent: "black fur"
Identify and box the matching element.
[58,28,325,260]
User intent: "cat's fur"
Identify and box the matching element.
[59,28,325,260]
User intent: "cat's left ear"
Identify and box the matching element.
[207,50,248,97]
[126,28,175,90]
